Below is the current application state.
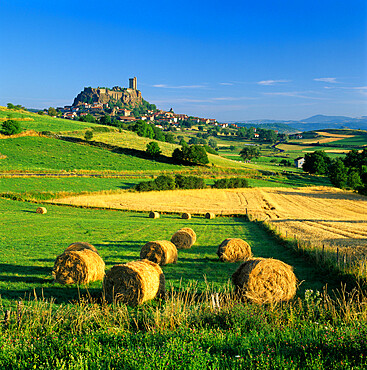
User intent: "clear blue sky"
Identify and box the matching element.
[0,0,366,121]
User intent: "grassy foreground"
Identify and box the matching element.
[1,198,366,368]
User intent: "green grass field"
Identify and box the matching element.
[0,136,183,172]
[0,198,337,305]
[0,176,144,194]
[331,134,367,146]
[1,198,366,369]
[0,108,99,132]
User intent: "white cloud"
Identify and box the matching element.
[219,82,234,86]
[264,91,329,100]
[257,80,290,86]
[314,77,338,83]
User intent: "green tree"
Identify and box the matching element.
[164,132,175,143]
[79,114,96,123]
[84,130,93,141]
[240,146,260,161]
[1,119,21,135]
[172,144,209,165]
[99,115,111,126]
[146,141,161,157]
[133,121,154,139]
[152,126,165,141]
[188,137,199,145]
[208,139,217,149]
[329,159,348,188]
[303,151,331,175]
[347,170,362,189]
[48,107,58,116]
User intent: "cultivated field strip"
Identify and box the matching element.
[53,186,367,252]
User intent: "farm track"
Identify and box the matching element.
[51,186,367,252]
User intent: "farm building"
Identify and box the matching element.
[294,157,305,168]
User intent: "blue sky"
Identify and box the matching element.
[0,0,366,121]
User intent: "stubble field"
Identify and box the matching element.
[53,186,367,255]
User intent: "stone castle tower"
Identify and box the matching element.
[129,77,137,90]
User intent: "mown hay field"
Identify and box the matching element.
[0,197,337,306]
[53,186,367,253]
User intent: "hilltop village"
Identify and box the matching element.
[55,77,228,130]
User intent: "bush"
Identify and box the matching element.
[175,175,206,189]
[135,175,175,192]
[135,174,206,192]
[84,130,93,141]
[146,142,161,157]
[213,178,249,189]
[1,119,22,135]
[173,145,209,165]
[204,145,218,155]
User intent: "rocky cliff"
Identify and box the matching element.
[73,86,143,107]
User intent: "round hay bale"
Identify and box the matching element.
[53,249,105,285]
[217,238,252,262]
[205,212,215,219]
[171,227,196,249]
[36,207,47,214]
[232,258,297,304]
[181,212,191,220]
[103,259,165,305]
[65,242,99,255]
[149,211,160,219]
[140,240,178,265]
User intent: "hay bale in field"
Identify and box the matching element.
[36,207,47,214]
[205,212,215,219]
[103,259,165,305]
[171,227,196,249]
[53,249,105,285]
[232,258,297,304]
[65,242,99,255]
[140,240,178,265]
[217,238,252,262]
[181,212,191,220]
[149,211,160,219]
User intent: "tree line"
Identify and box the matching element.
[302,149,367,194]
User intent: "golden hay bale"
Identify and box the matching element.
[52,249,105,285]
[171,227,197,249]
[149,211,160,219]
[205,212,215,219]
[103,259,165,305]
[217,238,252,262]
[232,258,297,304]
[140,240,178,265]
[181,212,191,219]
[65,242,99,255]
[36,207,47,214]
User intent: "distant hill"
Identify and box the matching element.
[230,115,367,132]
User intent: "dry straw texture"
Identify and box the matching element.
[103,259,165,305]
[140,240,178,265]
[171,227,197,249]
[65,242,99,255]
[217,238,252,262]
[205,212,215,219]
[149,211,160,219]
[181,212,191,219]
[232,258,297,304]
[53,249,105,285]
[36,207,47,214]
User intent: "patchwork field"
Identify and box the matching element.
[53,186,367,254]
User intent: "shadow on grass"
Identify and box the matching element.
[0,263,50,274]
